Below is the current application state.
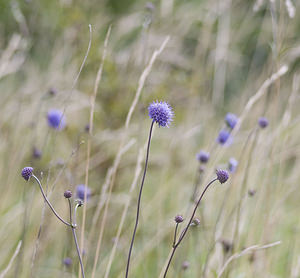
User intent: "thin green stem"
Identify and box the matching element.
[163,178,218,278]
[125,120,154,278]
[68,200,85,278]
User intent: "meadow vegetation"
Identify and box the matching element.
[0,0,300,277]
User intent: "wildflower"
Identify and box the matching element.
[216,169,229,184]
[64,190,72,199]
[32,147,42,159]
[148,101,174,127]
[217,129,231,145]
[196,150,210,163]
[63,257,72,267]
[21,167,33,181]
[228,158,238,173]
[225,113,238,129]
[47,109,66,130]
[182,261,190,270]
[258,117,269,129]
[174,215,184,224]
[76,185,91,201]
[84,124,90,133]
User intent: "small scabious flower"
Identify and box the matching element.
[216,169,229,184]
[258,117,269,129]
[174,215,184,224]
[47,109,66,130]
[64,190,72,199]
[21,167,33,181]
[32,147,42,159]
[225,113,238,129]
[228,158,238,173]
[63,257,72,267]
[217,129,231,145]
[148,101,174,127]
[76,185,91,201]
[196,150,210,163]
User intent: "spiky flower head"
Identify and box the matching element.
[217,129,232,145]
[225,113,238,129]
[148,101,174,127]
[47,109,66,130]
[216,169,229,184]
[174,215,184,223]
[76,184,91,201]
[64,190,72,199]
[21,167,33,181]
[228,157,238,173]
[196,150,210,163]
[258,117,269,129]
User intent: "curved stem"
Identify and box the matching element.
[68,200,85,278]
[32,175,71,227]
[125,120,154,278]
[163,178,218,278]
[172,223,179,248]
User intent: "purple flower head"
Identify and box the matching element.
[228,158,238,173]
[148,101,174,127]
[174,215,184,223]
[216,169,229,184]
[217,129,232,145]
[225,113,238,129]
[63,257,72,267]
[64,190,72,199]
[76,184,91,201]
[196,150,210,163]
[258,117,269,129]
[47,109,66,130]
[21,167,33,181]
[32,147,42,159]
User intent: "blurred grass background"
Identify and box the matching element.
[0,0,300,277]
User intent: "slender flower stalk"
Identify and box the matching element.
[68,199,85,278]
[125,101,173,278]
[163,170,229,278]
[125,120,154,278]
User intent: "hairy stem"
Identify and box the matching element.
[125,120,154,278]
